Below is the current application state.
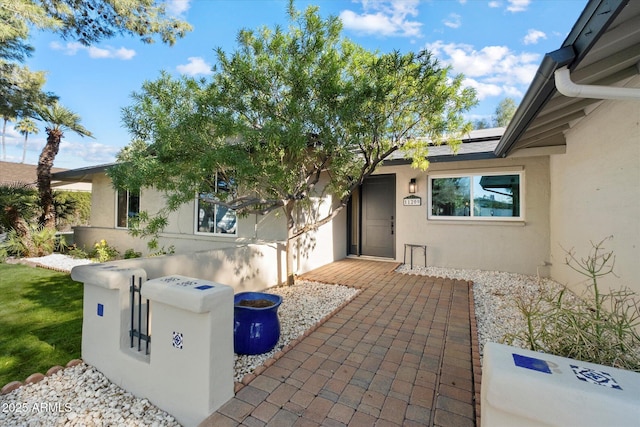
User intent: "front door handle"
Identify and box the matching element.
[391,216,394,235]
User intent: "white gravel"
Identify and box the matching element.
[22,254,94,271]
[0,364,179,427]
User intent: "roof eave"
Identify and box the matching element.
[51,163,115,182]
[494,0,630,158]
[383,151,498,166]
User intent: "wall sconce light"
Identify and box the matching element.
[409,178,417,193]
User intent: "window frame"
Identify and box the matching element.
[427,170,524,221]
[194,173,238,237]
[115,188,140,229]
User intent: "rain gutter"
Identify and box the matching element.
[555,65,640,100]
[494,0,629,158]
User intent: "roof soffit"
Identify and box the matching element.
[496,0,639,157]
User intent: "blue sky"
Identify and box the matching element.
[2,0,586,170]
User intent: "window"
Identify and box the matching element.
[116,189,140,228]
[429,172,522,220]
[196,173,237,235]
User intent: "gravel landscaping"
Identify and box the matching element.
[2,255,565,426]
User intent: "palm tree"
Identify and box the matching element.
[0,182,38,237]
[36,102,92,228]
[1,113,16,161]
[15,117,39,163]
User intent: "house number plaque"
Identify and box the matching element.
[403,196,422,206]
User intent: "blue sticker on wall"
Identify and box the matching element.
[571,365,622,390]
[97,303,104,317]
[172,332,183,349]
[512,353,552,374]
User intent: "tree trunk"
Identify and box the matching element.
[284,200,296,286]
[21,133,28,163]
[2,118,7,161]
[37,129,62,228]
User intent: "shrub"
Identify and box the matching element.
[124,248,142,259]
[66,245,89,259]
[90,239,119,263]
[1,225,57,257]
[54,191,91,231]
[504,237,640,372]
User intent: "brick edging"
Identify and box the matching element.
[235,285,363,393]
[1,359,84,395]
[468,280,482,427]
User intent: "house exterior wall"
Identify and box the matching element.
[73,171,346,286]
[549,85,640,295]
[379,154,551,276]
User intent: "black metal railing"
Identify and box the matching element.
[129,275,151,355]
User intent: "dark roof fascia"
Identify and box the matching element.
[384,151,498,166]
[493,48,575,157]
[51,163,115,181]
[494,0,629,158]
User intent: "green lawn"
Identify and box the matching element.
[0,264,83,386]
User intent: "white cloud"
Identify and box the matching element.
[507,0,531,12]
[462,78,503,99]
[486,0,530,12]
[176,57,212,76]
[443,13,462,29]
[60,140,120,164]
[50,41,83,55]
[426,40,540,99]
[88,46,136,60]
[523,29,546,45]
[165,0,191,17]
[50,42,136,60]
[339,0,422,37]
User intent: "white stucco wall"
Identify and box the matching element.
[379,155,551,276]
[74,171,346,285]
[548,88,640,295]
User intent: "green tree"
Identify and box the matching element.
[1,1,192,153]
[15,116,38,163]
[36,102,92,228]
[494,97,517,127]
[0,0,191,49]
[0,65,55,160]
[473,118,491,130]
[111,3,476,285]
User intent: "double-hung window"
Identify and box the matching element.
[428,171,523,220]
[196,173,237,235]
[116,189,140,228]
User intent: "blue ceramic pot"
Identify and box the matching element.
[234,291,282,355]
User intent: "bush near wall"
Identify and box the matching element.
[54,191,91,231]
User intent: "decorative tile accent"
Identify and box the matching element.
[172,332,184,349]
[97,303,104,317]
[571,365,622,390]
[160,275,216,290]
[512,353,552,374]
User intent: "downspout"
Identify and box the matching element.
[555,65,640,100]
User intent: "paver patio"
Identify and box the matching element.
[200,258,480,426]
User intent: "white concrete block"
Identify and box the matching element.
[482,342,640,427]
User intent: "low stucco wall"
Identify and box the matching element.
[86,243,287,292]
[549,84,640,296]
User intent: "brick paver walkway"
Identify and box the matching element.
[201,258,478,427]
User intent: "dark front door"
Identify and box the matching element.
[361,174,395,258]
